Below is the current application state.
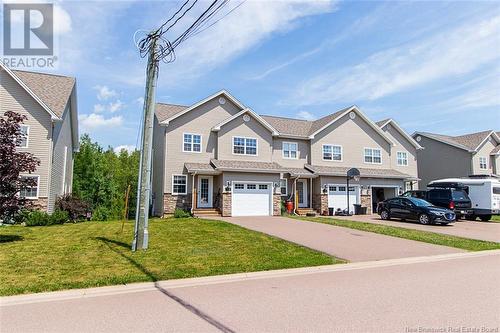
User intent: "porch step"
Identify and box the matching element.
[193,208,221,217]
[296,208,319,216]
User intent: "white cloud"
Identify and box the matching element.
[94,85,119,101]
[93,104,105,113]
[296,111,316,120]
[79,113,123,130]
[114,145,136,154]
[287,14,500,106]
[54,5,72,34]
[109,100,125,113]
[135,97,145,105]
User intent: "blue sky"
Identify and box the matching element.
[23,0,500,151]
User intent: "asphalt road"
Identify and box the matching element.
[2,252,499,333]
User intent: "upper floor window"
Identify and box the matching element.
[19,175,39,199]
[397,151,408,166]
[172,175,187,194]
[323,144,342,161]
[183,133,202,153]
[16,125,29,148]
[479,157,488,170]
[364,148,382,164]
[282,142,298,159]
[233,137,257,156]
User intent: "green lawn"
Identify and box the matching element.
[294,216,500,252]
[491,215,500,223]
[0,218,342,296]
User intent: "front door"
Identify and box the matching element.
[297,179,308,208]
[197,176,213,208]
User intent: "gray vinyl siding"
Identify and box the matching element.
[272,138,310,167]
[217,113,273,162]
[0,68,52,206]
[415,135,472,188]
[152,115,166,216]
[48,103,74,212]
[163,97,242,193]
[311,113,392,169]
[472,137,497,175]
[380,125,418,178]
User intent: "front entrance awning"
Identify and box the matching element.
[185,163,221,175]
[210,159,284,174]
[305,164,414,180]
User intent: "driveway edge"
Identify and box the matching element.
[2,249,499,306]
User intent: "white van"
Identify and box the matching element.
[428,177,500,221]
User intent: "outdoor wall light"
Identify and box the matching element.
[322,184,328,194]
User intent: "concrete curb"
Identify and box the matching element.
[2,249,499,307]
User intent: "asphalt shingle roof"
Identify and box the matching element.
[12,69,75,118]
[418,130,497,151]
[305,164,413,179]
[210,159,284,172]
[155,103,188,122]
[184,163,217,173]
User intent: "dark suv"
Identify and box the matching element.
[402,188,472,218]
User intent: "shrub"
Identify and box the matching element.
[91,206,113,221]
[23,210,50,226]
[50,209,69,225]
[55,194,90,221]
[174,208,191,218]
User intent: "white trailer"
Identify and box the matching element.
[428,178,500,221]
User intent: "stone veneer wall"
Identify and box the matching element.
[30,197,48,212]
[361,194,372,214]
[163,194,192,216]
[222,192,232,217]
[273,194,281,216]
[313,193,328,215]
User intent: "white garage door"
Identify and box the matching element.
[328,185,360,213]
[232,182,272,216]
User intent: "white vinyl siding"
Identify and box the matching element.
[364,148,382,164]
[397,151,408,166]
[323,144,342,161]
[17,125,29,148]
[479,157,487,169]
[20,175,40,199]
[233,137,257,156]
[183,133,201,153]
[172,175,187,194]
[282,142,298,159]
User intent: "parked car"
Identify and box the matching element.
[378,197,456,225]
[402,187,473,219]
[428,178,500,222]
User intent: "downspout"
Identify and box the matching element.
[191,172,197,215]
[293,176,299,216]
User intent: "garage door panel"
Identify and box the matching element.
[232,183,272,217]
[328,185,359,213]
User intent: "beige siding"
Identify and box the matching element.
[472,137,497,175]
[272,138,310,167]
[0,69,52,206]
[49,103,74,212]
[415,135,472,188]
[380,125,418,178]
[311,113,392,169]
[164,97,242,193]
[217,113,273,162]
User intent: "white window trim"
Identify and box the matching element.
[280,178,288,196]
[282,142,298,159]
[397,151,408,166]
[232,136,258,156]
[182,133,202,153]
[479,157,488,170]
[363,147,382,165]
[20,174,40,199]
[172,174,188,195]
[322,144,343,162]
[18,125,30,148]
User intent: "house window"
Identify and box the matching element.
[364,148,382,164]
[183,133,202,152]
[479,157,487,170]
[323,145,342,161]
[280,179,287,196]
[247,184,256,190]
[234,183,245,190]
[282,142,298,159]
[19,175,39,199]
[233,137,257,155]
[259,184,268,190]
[16,125,29,148]
[172,175,187,194]
[397,151,408,166]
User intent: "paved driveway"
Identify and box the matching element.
[335,214,500,243]
[214,216,463,262]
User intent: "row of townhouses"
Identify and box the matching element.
[1,65,499,216]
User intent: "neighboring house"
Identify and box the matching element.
[152,90,421,217]
[412,130,500,188]
[0,63,79,213]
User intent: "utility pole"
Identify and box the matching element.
[132,35,159,251]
